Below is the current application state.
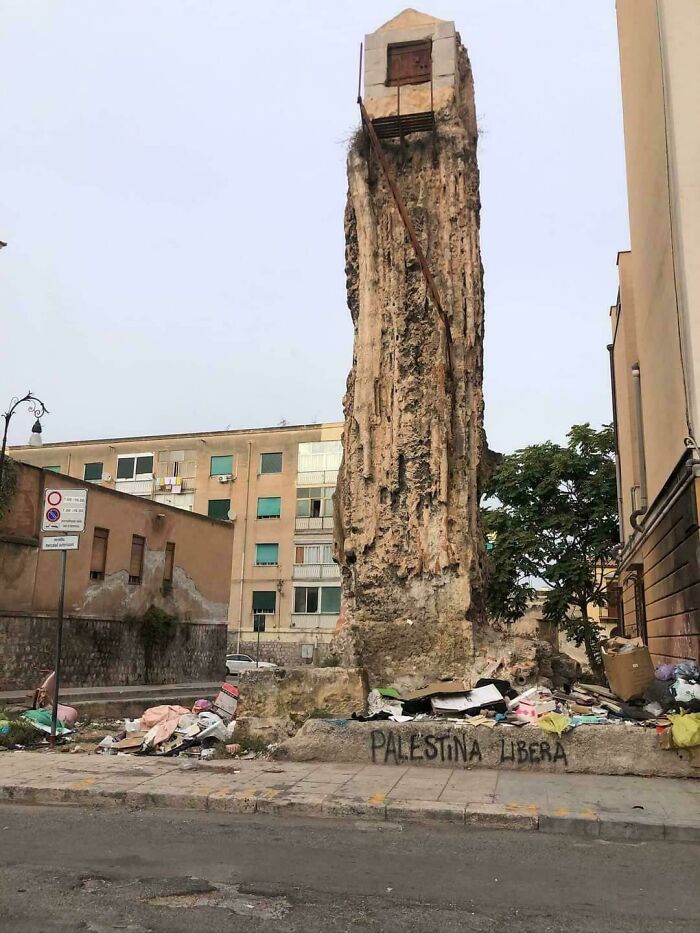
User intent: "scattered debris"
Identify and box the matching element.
[346,641,700,749]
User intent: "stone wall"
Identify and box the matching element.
[238,667,365,721]
[0,612,227,690]
[232,637,335,668]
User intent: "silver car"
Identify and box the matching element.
[225,653,278,675]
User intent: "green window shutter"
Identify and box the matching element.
[207,499,230,520]
[45,465,61,473]
[116,457,134,479]
[83,462,103,481]
[135,456,153,475]
[321,586,341,613]
[210,454,233,476]
[260,452,283,474]
[257,496,281,518]
[252,590,276,613]
[255,543,279,565]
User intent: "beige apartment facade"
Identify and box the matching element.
[12,422,344,663]
[608,0,700,664]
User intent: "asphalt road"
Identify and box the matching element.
[0,804,696,933]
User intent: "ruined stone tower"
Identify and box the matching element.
[334,10,488,684]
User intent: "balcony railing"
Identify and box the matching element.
[297,470,339,486]
[115,479,154,497]
[293,563,341,581]
[295,516,334,532]
[291,613,340,629]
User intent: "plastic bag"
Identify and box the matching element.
[667,712,700,748]
[538,712,572,736]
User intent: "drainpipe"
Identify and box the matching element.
[607,344,625,543]
[630,362,648,531]
[236,440,253,653]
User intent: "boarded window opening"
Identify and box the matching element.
[163,542,175,585]
[386,39,432,87]
[90,527,109,580]
[129,534,145,585]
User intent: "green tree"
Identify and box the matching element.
[482,424,619,672]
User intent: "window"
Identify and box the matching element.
[296,487,334,518]
[294,585,341,614]
[252,590,276,614]
[210,454,233,476]
[255,543,279,566]
[163,542,175,585]
[386,39,432,87]
[208,499,230,521]
[257,496,281,519]
[83,462,103,482]
[45,465,61,473]
[89,528,109,580]
[295,586,319,614]
[260,452,283,474]
[297,441,342,473]
[117,455,153,480]
[295,544,334,565]
[321,586,341,614]
[129,535,145,585]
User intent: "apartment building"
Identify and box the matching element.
[12,422,344,662]
[608,0,700,664]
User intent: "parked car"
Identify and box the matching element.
[225,653,278,675]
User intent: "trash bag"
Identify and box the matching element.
[655,664,677,681]
[667,712,700,748]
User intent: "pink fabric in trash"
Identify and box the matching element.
[140,705,190,730]
[192,699,213,714]
[147,716,180,747]
[56,704,79,727]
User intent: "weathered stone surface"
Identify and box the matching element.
[277,719,698,779]
[334,38,488,683]
[238,667,365,721]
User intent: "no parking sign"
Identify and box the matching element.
[41,488,87,532]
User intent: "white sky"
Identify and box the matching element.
[0,1,628,453]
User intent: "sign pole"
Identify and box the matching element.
[256,625,260,668]
[49,548,67,747]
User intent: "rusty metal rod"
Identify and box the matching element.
[358,97,453,375]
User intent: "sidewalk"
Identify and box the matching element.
[0,751,698,841]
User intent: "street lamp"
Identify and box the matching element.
[0,391,50,494]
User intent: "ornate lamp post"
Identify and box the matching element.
[0,391,50,493]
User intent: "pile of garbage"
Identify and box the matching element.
[352,637,700,748]
[97,684,241,760]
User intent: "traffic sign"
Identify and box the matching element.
[42,535,80,551]
[42,489,87,532]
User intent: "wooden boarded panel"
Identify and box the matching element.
[646,610,700,638]
[641,481,700,662]
[647,634,699,660]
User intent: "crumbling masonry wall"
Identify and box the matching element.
[335,40,488,683]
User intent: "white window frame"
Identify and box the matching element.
[116,452,154,481]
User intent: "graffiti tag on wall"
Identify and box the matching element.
[370,730,568,767]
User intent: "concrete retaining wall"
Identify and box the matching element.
[278,719,698,779]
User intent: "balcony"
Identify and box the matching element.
[295,516,334,533]
[115,479,154,498]
[291,613,340,629]
[297,470,339,486]
[293,563,341,581]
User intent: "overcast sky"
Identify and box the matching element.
[1,1,628,453]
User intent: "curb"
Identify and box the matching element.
[1,782,698,842]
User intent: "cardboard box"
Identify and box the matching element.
[600,637,655,701]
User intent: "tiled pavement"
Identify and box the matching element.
[0,751,698,842]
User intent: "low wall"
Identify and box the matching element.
[0,613,227,689]
[278,719,698,779]
[231,638,334,668]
